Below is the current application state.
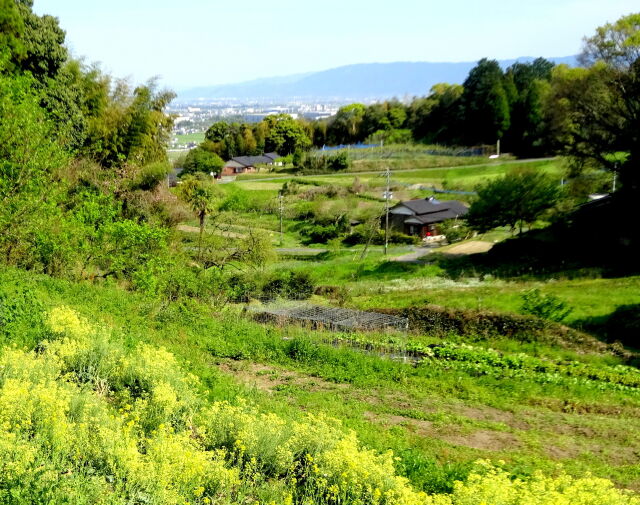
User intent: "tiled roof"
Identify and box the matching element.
[394,198,468,219]
[228,155,275,167]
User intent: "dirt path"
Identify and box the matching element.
[441,240,494,256]
[176,224,246,238]
[390,246,436,263]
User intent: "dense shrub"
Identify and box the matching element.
[300,223,342,244]
[438,220,473,243]
[262,270,315,300]
[342,228,418,246]
[158,266,227,303]
[0,285,45,347]
[298,151,351,173]
[601,304,640,346]
[521,288,573,322]
[382,304,598,349]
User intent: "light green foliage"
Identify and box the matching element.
[466,169,561,233]
[263,114,312,155]
[548,13,640,198]
[178,176,220,233]
[580,13,640,69]
[182,146,224,176]
[0,70,69,254]
[97,219,168,281]
[521,288,573,322]
[130,161,172,191]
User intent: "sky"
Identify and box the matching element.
[33,0,639,91]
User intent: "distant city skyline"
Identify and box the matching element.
[34,0,638,90]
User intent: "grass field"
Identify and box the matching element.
[174,132,206,144]
[234,159,563,193]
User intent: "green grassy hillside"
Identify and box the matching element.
[1,267,639,504]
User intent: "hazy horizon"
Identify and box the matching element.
[33,0,638,89]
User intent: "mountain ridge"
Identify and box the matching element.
[177,56,578,102]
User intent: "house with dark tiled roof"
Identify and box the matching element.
[388,197,468,237]
[221,152,281,176]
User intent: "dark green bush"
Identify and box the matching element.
[226,273,259,303]
[521,288,573,322]
[261,270,315,300]
[342,228,418,246]
[602,304,640,346]
[299,224,342,244]
[381,305,595,349]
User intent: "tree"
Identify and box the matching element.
[327,104,366,144]
[178,177,219,259]
[263,114,311,155]
[182,147,224,177]
[12,0,67,81]
[0,70,69,258]
[83,78,175,169]
[546,13,640,198]
[0,0,25,72]
[503,58,554,156]
[461,59,511,145]
[466,169,561,234]
[408,83,463,143]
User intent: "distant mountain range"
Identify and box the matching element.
[177,56,578,102]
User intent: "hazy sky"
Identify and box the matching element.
[34,0,638,90]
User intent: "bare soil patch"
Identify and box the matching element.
[364,411,520,451]
[217,360,347,393]
[442,241,494,256]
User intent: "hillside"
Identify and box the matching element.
[2,266,640,504]
[177,56,578,101]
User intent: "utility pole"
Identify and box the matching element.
[384,167,391,256]
[278,192,284,247]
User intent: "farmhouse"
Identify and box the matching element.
[221,152,280,176]
[388,197,468,237]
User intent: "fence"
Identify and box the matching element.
[248,303,408,332]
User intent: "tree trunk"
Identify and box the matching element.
[198,211,205,261]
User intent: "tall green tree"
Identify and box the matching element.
[461,59,511,145]
[503,58,554,156]
[0,70,69,258]
[0,0,25,71]
[546,13,640,198]
[327,104,366,144]
[12,0,67,81]
[408,83,463,143]
[182,146,224,177]
[263,114,311,155]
